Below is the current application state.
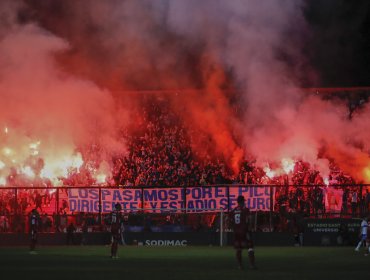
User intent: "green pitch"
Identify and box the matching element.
[0,246,368,280]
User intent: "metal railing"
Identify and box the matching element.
[0,184,369,233]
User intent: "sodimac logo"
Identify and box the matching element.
[145,240,188,246]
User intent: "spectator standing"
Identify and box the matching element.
[341,189,349,216]
[351,191,358,217]
[365,189,370,215]
[81,221,88,245]
[66,223,76,245]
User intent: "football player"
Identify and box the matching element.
[230,195,257,270]
[29,209,39,254]
[110,203,122,258]
[355,216,368,253]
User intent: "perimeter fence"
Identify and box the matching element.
[0,184,369,234]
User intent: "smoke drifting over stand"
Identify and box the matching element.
[0,0,369,184]
[0,0,125,184]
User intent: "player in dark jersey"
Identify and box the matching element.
[110,203,122,258]
[29,209,39,254]
[365,219,370,256]
[230,195,257,270]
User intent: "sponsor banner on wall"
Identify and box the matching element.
[143,239,188,246]
[67,186,273,213]
[304,218,361,233]
[124,232,220,246]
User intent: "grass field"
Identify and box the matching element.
[0,246,369,280]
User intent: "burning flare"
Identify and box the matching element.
[364,165,370,183]
[0,127,86,187]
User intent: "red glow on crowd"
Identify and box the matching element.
[0,0,369,190]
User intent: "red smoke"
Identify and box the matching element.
[0,0,368,185]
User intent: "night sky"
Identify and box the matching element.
[304,0,370,87]
[18,0,370,88]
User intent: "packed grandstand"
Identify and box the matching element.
[0,91,369,235]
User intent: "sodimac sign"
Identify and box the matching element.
[67,186,273,213]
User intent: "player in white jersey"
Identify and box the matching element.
[355,217,368,253]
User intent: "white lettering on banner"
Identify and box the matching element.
[229,186,273,211]
[185,187,228,212]
[67,186,274,213]
[145,240,187,246]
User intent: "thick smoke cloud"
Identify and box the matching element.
[164,0,370,181]
[0,0,125,183]
[2,0,369,182]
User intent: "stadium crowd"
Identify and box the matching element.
[0,96,370,234]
